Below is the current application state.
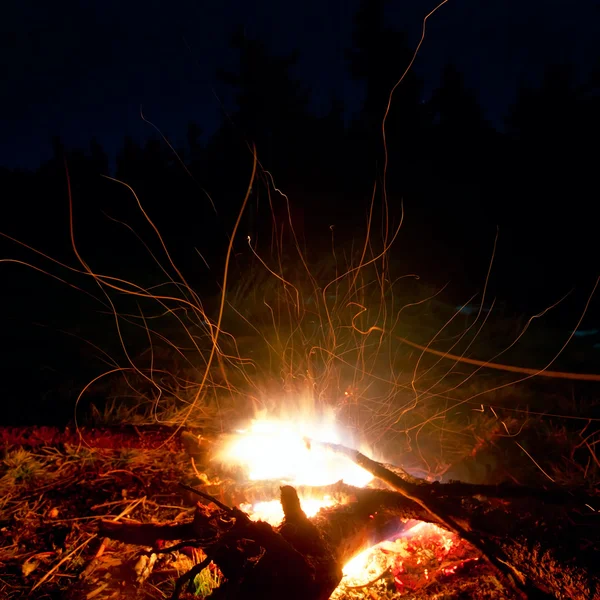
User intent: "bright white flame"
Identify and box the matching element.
[213,411,463,589]
[215,417,373,488]
[240,494,337,526]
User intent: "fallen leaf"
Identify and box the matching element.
[22,558,40,577]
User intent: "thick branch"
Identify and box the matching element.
[317,440,600,600]
[99,460,600,600]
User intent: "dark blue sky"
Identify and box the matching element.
[2,0,598,170]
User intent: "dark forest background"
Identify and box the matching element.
[1,2,599,425]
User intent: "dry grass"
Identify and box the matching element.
[4,150,599,489]
[0,435,204,600]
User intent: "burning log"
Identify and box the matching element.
[99,449,600,600]
[317,441,600,600]
[101,484,344,600]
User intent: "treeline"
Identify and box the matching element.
[1,1,599,425]
[1,1,598,309]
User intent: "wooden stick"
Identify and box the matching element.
[314,440,537,599]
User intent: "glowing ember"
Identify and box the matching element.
[334,521,476,596]
[215,416,373,488]
[341,522,428,584]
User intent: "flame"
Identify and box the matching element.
[213,409,373,527]
[336,522,464,594]
[341,522,426,583]
[215,415,373,488]
[240,494,337,526]
[213,412,470,591]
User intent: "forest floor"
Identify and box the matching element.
[0,424,520,600]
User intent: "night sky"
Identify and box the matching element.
[1,0,599,427]
[3,0,598,170]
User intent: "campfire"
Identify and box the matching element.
[3,144,598,599]
[96,407,600,600]
[207,413,477,596]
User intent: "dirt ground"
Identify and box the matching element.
[0,426,513,599]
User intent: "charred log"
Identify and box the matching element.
[318,441,600,600]
[99,462,600,600]
[100,485,343,600]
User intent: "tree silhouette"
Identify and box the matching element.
[429,64,490,141]
[508,64,580,144]
[426,63,499,202]
[215,27,312,183]
[506,62,597,221]
[303,92,347,193]
[89,138,109,175]
[347,0,425,176]
[115,136,144,184]
[186,121,204,171]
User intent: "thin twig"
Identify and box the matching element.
[31,535,96,593]
[178,482,233,513]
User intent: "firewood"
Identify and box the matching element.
[98,464,600,599]
[316,440,600,600]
